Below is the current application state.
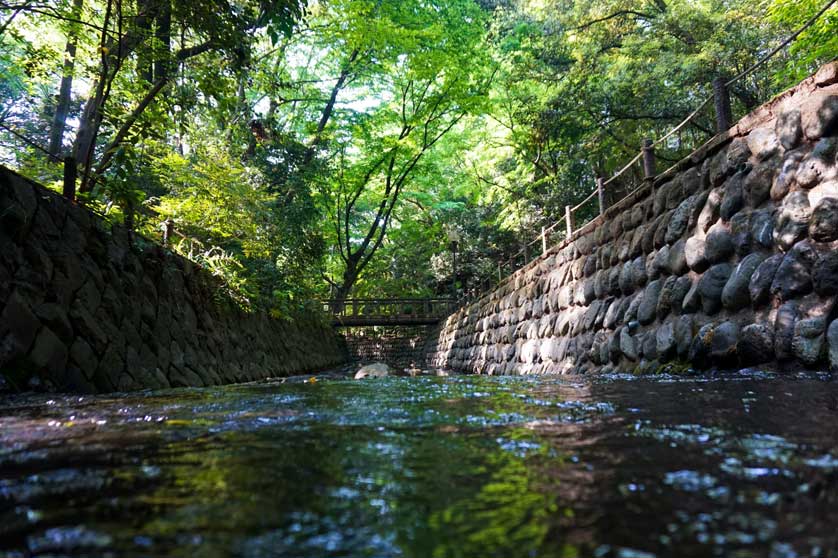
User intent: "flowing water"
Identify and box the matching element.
[1,372,837,558]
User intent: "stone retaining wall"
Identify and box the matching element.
[342,326,432,369]
[0,169,347,392]
[426,63,838,375]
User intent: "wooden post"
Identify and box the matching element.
[541,226,547,255]
[162,218,174,246]
[523,243,528,263]
[62,156,77,201]
[712,77,732,133]
[596,176,605,216]
[642,138,655,180]
[497,262,501,283]
[565,205,573,237]
[352,299,358,317]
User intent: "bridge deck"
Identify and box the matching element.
[322,298,457,327]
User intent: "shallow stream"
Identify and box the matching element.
[1,372,837,557]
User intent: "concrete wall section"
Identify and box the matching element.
[0,169,347,392]
[426,63,838,375]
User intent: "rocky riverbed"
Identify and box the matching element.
[1,370,837,557]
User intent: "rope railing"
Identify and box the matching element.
[464,0,837,305]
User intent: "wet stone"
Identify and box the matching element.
[813,251,838,296]
[675,314,695,358]
[681,280,701,315]
[773,191,811,251]
[688,323,715,368]
[743,161,777,208]
[774,301,799,361]
[29,327,68,376]
[631,256,648,289]
[656,276,679,320]
[707,149,728,187]
[770,241,817,301]
[749,254,783,307]
[809,197,838,242]
[746,127,780,161]
[720,171,746,221]
[685,237,709,273]
[726,138,751,175]
[620,327,638,361]
[750,209,774,249]
[608,266,622,296]
[796,137,837,189]
[583,278,596,304]
[775,109,803,150]
[828,319,838,372]
[35,303,73,344]
[656,320,677,361]
[0,291,40,362]
[792,317,826,366]
[619,262,634,295]
[671,276,693,316]
[697,263,734,315]
[654,212,671,248]
[583,255,598,277]
[637,280,663,326]
[641,331,658,361]
[651,246,669,279]
[704,224,734,264]
[801,94,838,140]
[70,338,98,379]
[665,193,704,244]
[771,148,806,201]
[697,188,722,233]
[642,252,655,284]
[722,253,768,311]
[709,321,740,366]
[667,239,688,275]
[730,212,752,256]
[624,300,641,334]
[738,324,774,365]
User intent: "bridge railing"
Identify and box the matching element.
[465,3,837,306]
[322,298,459,324]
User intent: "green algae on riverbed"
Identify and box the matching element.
[1,372,837,557]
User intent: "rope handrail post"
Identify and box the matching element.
[642,138,656,180]
[712,76,733,133]
[596,176,605,216]
[162,217,174,246]
[62,156,77,201]
[565,205,573,237]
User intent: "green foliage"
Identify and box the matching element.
[768,0,838,85]
[0,0,833,307]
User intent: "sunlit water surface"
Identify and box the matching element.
[1,372,837,558]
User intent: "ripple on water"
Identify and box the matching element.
[0,373,836,558]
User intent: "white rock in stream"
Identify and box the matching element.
[354,362,391,379]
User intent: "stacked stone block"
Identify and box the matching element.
[426,63,838,375]
[342,326,431,369]
[0,169,346,392]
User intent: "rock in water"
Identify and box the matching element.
[354,362,391,379]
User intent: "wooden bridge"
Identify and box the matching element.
[322,298,458,327]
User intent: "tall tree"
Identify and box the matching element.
[47,0,83,157]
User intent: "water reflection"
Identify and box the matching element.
[0,373,837,557]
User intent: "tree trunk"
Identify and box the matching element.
[136,0,153,83]
[154,0,171,81]
[302,48,360,167]
[48,0,83,157]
